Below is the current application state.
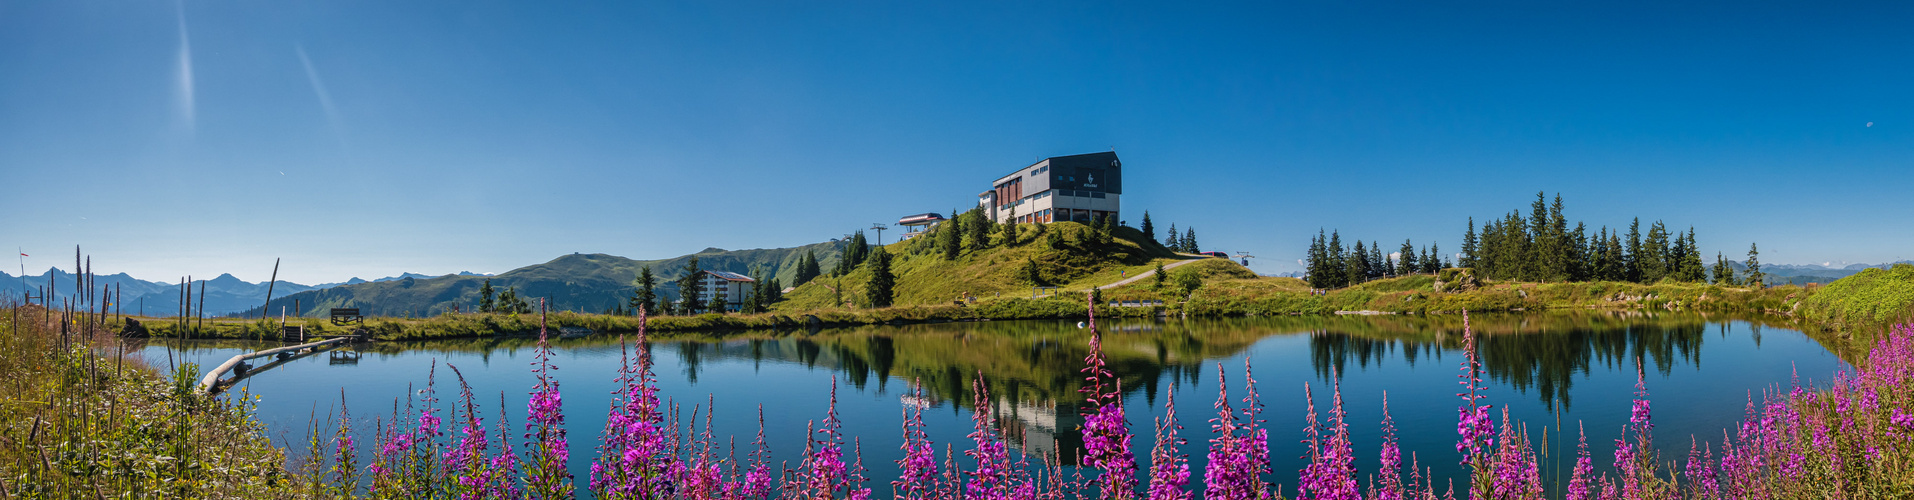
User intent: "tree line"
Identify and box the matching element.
[1305,192,1767,289]
[1305,230,1448,289]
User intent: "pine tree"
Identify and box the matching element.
[968,209,991,251]
[708,293,728,314]
[1347,239,1370,285]
[1185,227,1199,253]
[1368,241,1385,280]
[795,250,822,285]
[1398,240,1418,276]
[1141,211,1155,241]
[866,246,895,307]
[1098,214,1116,245]
[1712,252,1736,286]
[630,266,657,315]
[1746,243,1763,289]
[1307,231,1329,289]
[1164,223,1178,250]
[1460,217,1479,269]
[679,257,704,314]
[1003,205,1020,245]
[1643,221,1670,283]
[479,279,497,313]
[1432,242,1447,271]
[1567,221,1589,281]
[1625,218,1644,283]
[1327,231,1347,288]
[939,220,961,260]
[1153,261,1169,290]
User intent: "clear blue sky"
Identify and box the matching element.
[3,1,1909,284]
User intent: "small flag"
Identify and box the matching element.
[17,253,25,257]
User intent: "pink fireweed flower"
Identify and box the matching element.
[1204,362,1261,500]
[1565,424,1592,500]
[329,390,360,497]
[1080,298,1139,500]
[1147,389,1190,500]
[964,374,1018,500]
[896,382,943,500]
[524,299,575,500]
[1296,375,1358,500]
[1453,312,1494,496]
[1374,393,1403,500]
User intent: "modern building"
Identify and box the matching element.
[978,152,1121,225]
[696,270,756,312]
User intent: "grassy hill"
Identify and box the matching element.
[1798,263,1914,337]
[773,221,1187,310]
[240,241,846,318]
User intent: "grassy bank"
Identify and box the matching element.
[0,303,297,498]
[1796,263,1914,340]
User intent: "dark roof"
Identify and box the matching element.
[898,213,946,225]
[996,151,1121,183]
[703,270,755,282]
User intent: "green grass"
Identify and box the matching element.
[1,304,298,498]
[1798,263,1914,339]
[776,221,1182,310]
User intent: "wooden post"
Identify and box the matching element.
[260,258,279,320]
[197,279,206,333]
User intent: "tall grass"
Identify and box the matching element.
[0,301,298,498]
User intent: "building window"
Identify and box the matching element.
[1091,192,1106,198]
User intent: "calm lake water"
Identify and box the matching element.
[145,312,1843,497]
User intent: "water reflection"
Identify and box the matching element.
[142,311,1837,496]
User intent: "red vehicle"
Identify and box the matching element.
[1201,251,1228,258]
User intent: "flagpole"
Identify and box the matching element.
[17,248,25,305]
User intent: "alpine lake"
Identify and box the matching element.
[143,311,1846,497]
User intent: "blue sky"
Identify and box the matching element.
[2,1,1909,284]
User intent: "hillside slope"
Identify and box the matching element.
[241,241,845,317]
[775,221,1186,310]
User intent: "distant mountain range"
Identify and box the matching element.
[232,241,847,318]
[0,268,493,317]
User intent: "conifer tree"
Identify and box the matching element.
[1327,231,1347,288]
[967,209,990,251]
[1460,217,1478,269]
[1432,241,1447,270]
[1307,231,1330,288]
[1154,261,1169,290]
[630,266,657,315]
[1164,223,1178,250]
[794,251,821,285]
[1711,252,1731,285]
[1625,218,1644,283]
[1141,211,1155,241]
[679,257,704,314]
[708,293,728,314]
[866,246,895,307]
[1398,240,1418,276]
[1347,239,1370,285]
[1185,227,1198,253]
[1098,214,1116,245]
[1746,243,1763,289]
[1368,241,1386,280]
[480,279,497,313]
[937,220,959,260]
[1003,205,1019,244]
[1025,258,1043,286]
[1644,221,1670,283]
[1568,221,1589,281]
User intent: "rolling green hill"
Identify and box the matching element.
[775,221,1186,310]
[240,241,846,318]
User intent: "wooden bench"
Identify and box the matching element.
[330,308,363,326]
